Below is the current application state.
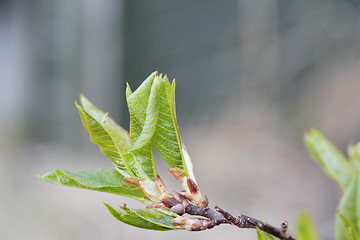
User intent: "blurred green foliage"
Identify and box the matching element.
[305,129,360,240]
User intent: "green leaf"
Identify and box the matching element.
[131,76,160,151]
[304,128,354,191]
[104,204,178,231]
[76,96,134,177]
[153,76,196,181]
[256,227,275,240]
[126,72,158,180]
[337,212,359,240]
[335,174,360,240]
[127,72,156,141]
[296,212,320,240]
[38,168,148,203]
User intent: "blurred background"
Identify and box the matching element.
[1,0,360,239]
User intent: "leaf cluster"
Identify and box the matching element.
[39,72,204,230]
[304,129,360,240]
[38,71,360,240]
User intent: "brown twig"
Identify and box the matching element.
[214,206,295,240]
[153,174,295,239]
[176,200,295,240]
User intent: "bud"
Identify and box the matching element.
[186,178,205,206]
[169,168,207,208]
[173,216,214,231]
[170,203,186,215]
[123,177,162,202]
[173,191,187,204]
[154,175,170,197]
[168,168,187,185]
[161,196,181,208]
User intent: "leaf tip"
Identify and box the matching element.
[169,167,187,179]
[79,93,86,104]
[126,82,133,98]
[304,128,317,138]
[35,172,42,179]
[74,100,81,109]
[78,94,93,108]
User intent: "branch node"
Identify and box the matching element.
[280,220,288,237]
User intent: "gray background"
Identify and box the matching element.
[2,0,360,239]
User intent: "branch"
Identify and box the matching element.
[156,179,295,239]
[214,206,295,240]
[174,200,295,240]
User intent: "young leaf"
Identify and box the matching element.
[76,97,133,177]
[335,174,360,240]
[256,227,275,240]
[130,76,160,151]
[126,72,156,142]
[79,94,131,155]
[104,204,178,231]
[337,212,359,240]
[304,128,354,191]
[153,76,196,181]
[38,169,148,203]
[126,72,158,180]
[296,212,320,240]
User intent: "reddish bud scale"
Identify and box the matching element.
[161,196,181,208]
[169,167,207,208]
[186,178,199,194]
[123,177,141,188]
[170,204,186,215]
[154,175,170,196]
[168,168,187,181]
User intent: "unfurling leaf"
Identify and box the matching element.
[39,72,206,232]
[104,204,178,231]
[256,227,275,240]
[76,95,138,178]
[38,169,149,203]
[335,174,360,240]
[296,212,320,240]
[127,72,159,180]
[304,128,354,191]
[153,76,196,182]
